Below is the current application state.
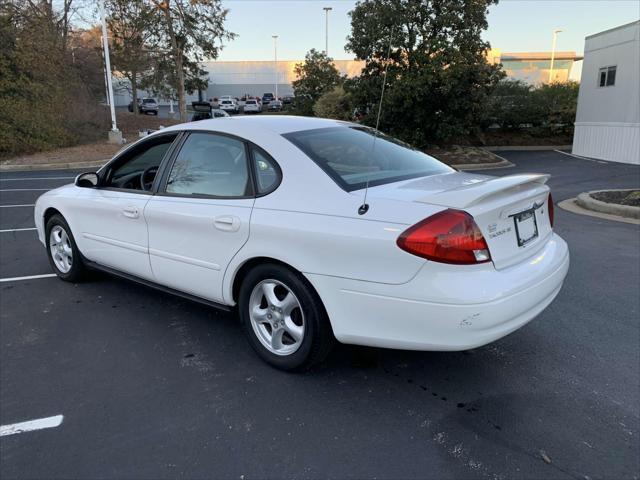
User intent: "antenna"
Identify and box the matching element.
[359,25,394,216]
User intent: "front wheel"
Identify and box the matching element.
[45,214,87,282]
[238,264,334,371]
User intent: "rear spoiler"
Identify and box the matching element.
[417,173,550,209]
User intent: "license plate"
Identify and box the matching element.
[513,209,539,247]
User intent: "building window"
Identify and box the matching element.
[598,66,616,87]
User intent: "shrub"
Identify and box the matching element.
[313,86,353,120]
[0,3,108,158]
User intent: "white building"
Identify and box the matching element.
[572,21,640,165]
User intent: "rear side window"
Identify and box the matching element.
[165,133,251,198]
[283,126,452,191]
[252,147,281,194]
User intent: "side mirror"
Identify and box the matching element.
[75,172,99,188]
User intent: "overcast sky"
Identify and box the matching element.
[217,0,639,62]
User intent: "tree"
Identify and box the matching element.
[313,86,353,120]
[0,1,107,157]
[482,79,579,134]
[483,79,537,129]
[346,0,504,146]
[140,51,209,108]
[152,0,235,121]
[106,0,156,114]
[292,49,344,116]
[533,81,579,133]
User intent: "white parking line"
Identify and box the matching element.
[0,415,64,437]
[0,189,50,192]
[0,274,56,283]
[0,177,74,181]
[0,204,35,208]
[0,228,36,233]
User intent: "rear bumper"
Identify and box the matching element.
[306,233,569,351]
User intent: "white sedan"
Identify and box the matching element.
[243,99,262,114]
[35,116,569,370]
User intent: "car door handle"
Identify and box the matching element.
[214,215,241,232]
[122,206,139,219]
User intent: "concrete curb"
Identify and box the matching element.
[576,189,640,220]
[455,159,514,171]
[558,198,640,225]
[453,148,515,171]
[0,161,107,172]
[484,145,572,151]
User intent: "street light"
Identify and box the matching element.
[272,35,278,100]
[323,7,332,56]
[549,29,563,83]
[99,0,122,144]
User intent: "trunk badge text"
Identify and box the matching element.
[487,223,512,239]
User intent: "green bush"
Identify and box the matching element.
[483,79,579,134]
[313,86,353,120]
[0,3,107,158]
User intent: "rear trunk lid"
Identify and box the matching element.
[366,172,553,269]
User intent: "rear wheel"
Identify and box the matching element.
[239,264,334,371]
[45,214,87,282]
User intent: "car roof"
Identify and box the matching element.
[157,115,352,136]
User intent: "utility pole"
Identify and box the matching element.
[323,7,332,56]
[99,0,122,144]
[272,35,279,100]
[549,29,563,84]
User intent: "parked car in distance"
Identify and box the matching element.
[262,93,275,105]
[128,98,159,115]
[282,94,295,105]
[35,116,569,372]
[212,108,230,118]
[243,99,262,114]
[219,99,239,114]
[191,101,213,121]
[268,100,283,112]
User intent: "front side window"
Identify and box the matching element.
[105,135,177,191]
[284,126,453,191]
[165,132,251,197]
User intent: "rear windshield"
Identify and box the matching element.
[246,100,257,104]
[142,99,156,104]
[283,126,452,191]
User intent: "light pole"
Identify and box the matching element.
[548,29,563,83]
[272,35,278,100]
[99,0,122,144]
[323,7,332,56]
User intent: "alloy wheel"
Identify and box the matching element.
[49,225,73,273]
[248,279,305,356]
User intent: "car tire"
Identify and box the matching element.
[239,263,334,371]
[45,214,87,282]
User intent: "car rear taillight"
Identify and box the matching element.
[548,193,554,228]
[397,209,491,265]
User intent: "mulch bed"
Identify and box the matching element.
[591,190,640,207]
[425,145,503,165]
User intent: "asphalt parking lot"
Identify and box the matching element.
[1,150,639,479]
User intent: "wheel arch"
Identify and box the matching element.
[227,256,326,313]
[229,256,300,304]
[43,207,63,227]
